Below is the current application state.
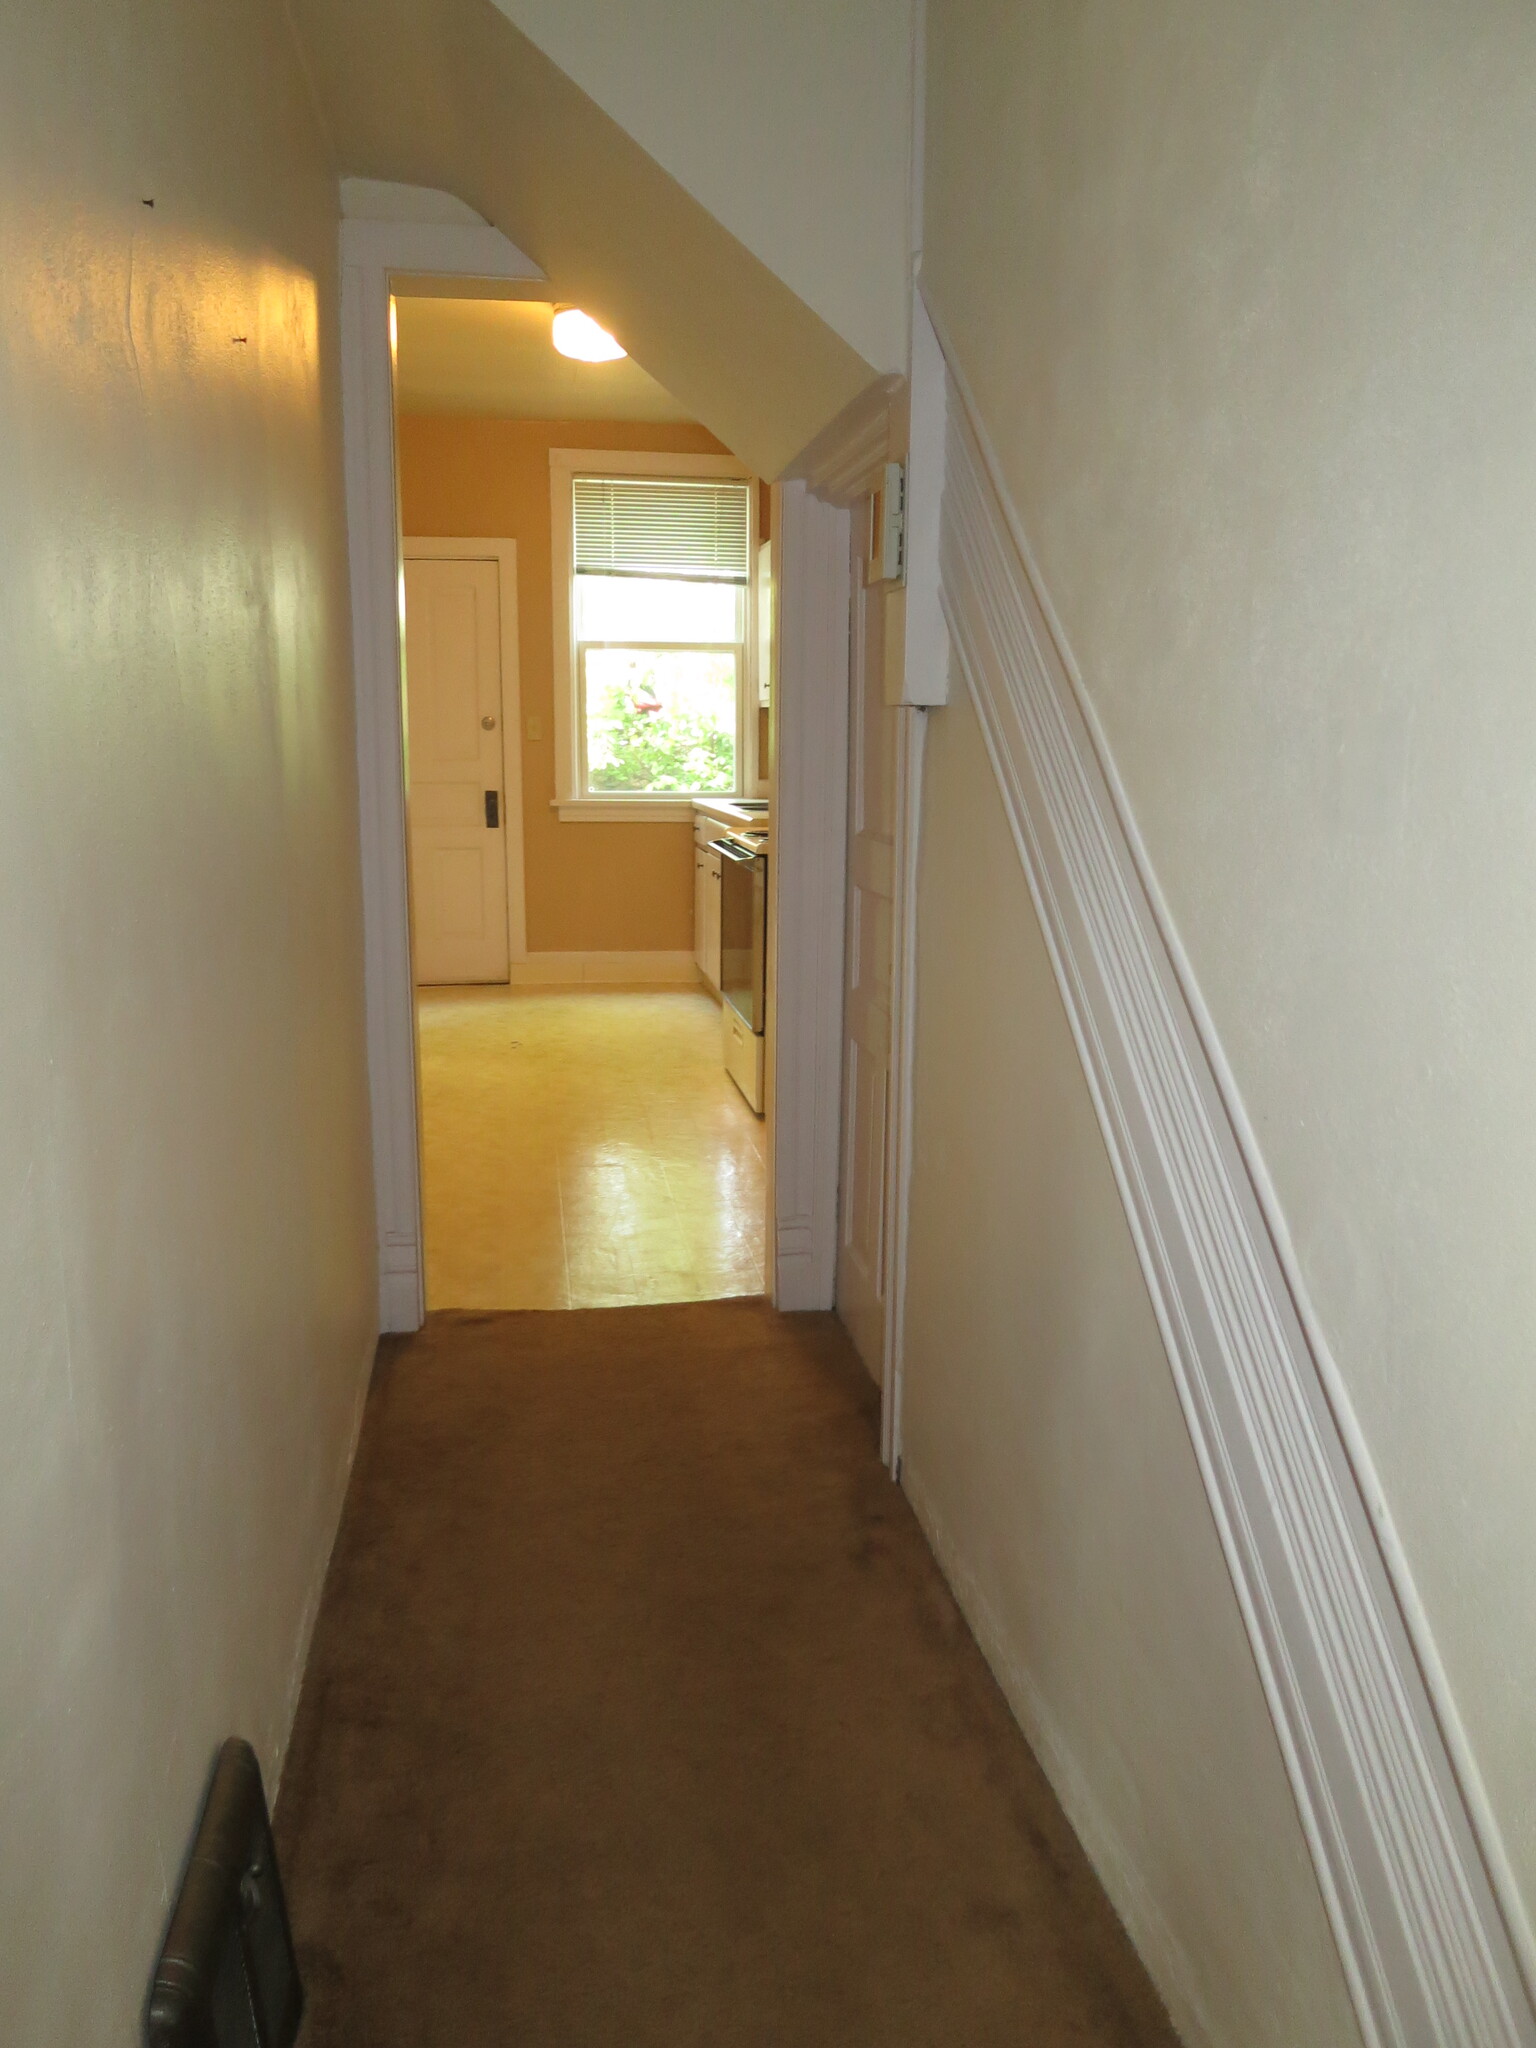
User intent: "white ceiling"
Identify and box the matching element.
[393,296,696,422]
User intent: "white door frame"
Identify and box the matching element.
[339,211,544,1332]
[767,483,852,1313]
[340,208,865,1333]
[402,537,527,966]
[786,317,947,1470]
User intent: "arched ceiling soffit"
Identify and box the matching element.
[288,0,881,476]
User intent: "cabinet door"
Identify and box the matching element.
[704,849,723,989]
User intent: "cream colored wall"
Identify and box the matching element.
[488,0,913,375]
[920,0,1536,1964]
[0,3,375,2039]
[901,689,1363,2047]
[397,414,729,952]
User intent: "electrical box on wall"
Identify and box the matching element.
[865,461,906,587]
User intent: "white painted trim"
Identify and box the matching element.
[769,484,851,1310]
[787,340,931,1448]
[879,293,947,1469]
[936,322,1536,2048]
[548,447,757,816]
[403,538,527,963]
[341,257,423,1336]
[343,223,844,1337]
[498,950,700,986]
[341,217,545,1333]
[553,799,696,823]
[788,373,902,505]
[878,704,925,1472]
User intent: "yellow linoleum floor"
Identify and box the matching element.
[417,985,768,1310]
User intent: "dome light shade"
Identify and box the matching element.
[551,307,626,363]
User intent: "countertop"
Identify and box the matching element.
[692,796,771,832]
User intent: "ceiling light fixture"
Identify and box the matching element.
[551,306,627,363]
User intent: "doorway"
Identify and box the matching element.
[391,289,772,1312]
[340,201,856,1344]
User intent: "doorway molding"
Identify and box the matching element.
[784,340,944,1469]
[768,483,852,1312]
[339,208,545,1332]
[403,536,528,965]
[340,205,867,1334]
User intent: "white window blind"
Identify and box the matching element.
[573,476,751,584]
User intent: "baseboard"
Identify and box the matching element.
[772,1218,833,1312]
[505,950,700,986]
[274,1326,378,1800]
[378,1263,422,1335]
[901,1457,1218,2048]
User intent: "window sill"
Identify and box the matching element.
[553,798,699,823]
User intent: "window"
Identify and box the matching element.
[551,454,757,819]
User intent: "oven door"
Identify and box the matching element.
[713,838,766,1035]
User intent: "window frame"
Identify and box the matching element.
[550,448,759,821]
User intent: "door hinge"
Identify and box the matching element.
[484,789,500,828]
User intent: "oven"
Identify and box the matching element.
[712,834,766,1035]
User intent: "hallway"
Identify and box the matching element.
[417,987,767,1309]
[274,1302,1178,2047]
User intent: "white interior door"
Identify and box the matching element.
[404,557,510,985]
[836,514,897,1379]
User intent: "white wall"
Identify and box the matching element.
[0,2,376,2038]
[917,0,1536,2009]
[490,0,914,374]
[900,686,1363,2047]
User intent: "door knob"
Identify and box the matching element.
[481,715,497,730]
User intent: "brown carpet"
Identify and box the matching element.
[275,1301,1180,2047]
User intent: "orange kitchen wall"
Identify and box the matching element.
[396,414,731,952]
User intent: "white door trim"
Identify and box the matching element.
[340,213,544,1333]
[768,482,851,1310]
[789,372,904,502]
[934,301,1536,2048]
[879,293,949,1471]
[790,356,939,1466]
[877,701,927,1470]
[403,537,527,965]
[342,213,855,1332]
